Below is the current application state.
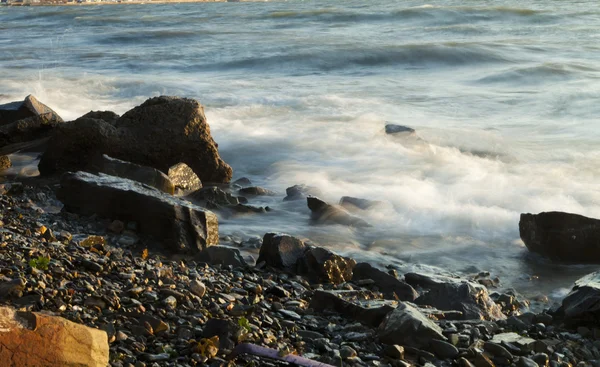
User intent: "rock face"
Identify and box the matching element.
[352,262,418,301]
[168,163,202,192]
[58,171,218,253]
[0,95,63,126]
[0,95,64,149]
[378,302,446,348]
[307,196,370,228]
[561,271,600,323]
[92,154,175,194]
[39,96,232,183]
[0,306,109,367]
[405,273,505,320]
[257,233,355,284]
[519,211,600,263]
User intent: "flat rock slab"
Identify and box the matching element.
[0,306,109,366]
[520,211,600,263]
[58,171,218,254]
[93,154,175,194]
[309,290,396,328]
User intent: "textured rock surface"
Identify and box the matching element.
[561,271,600,323]
[378,302,446,348]
[257,233,308,271]
[92,154,175,194]
[58,171,218,253]
[0,306,109,367]
[406,273,505,320]
[168,162,202,192]
[299,246,356,284]
[353,262,418,301]
[519,211,600,263]
[39,96,232,183]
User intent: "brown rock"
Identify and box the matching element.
[168,162,202,192]
[0,155,11,170]
[0,95,63,126]
[299,246,355,284]
[0,306,109,366]
[39,96,232,183]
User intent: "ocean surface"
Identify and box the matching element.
[2,0,600,306]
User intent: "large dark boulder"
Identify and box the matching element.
[561,271,600,324]
[0,95,64,149]
[39,96,232,183]
[519,211,600,263]
[58,171,218,254]
[257,233,307,272]
[405,273,505,320]
[307,196,370,228]
[352,263,418,302]
[91,154,175,194]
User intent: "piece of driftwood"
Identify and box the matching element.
[229,343,336,367]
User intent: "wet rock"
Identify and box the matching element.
[298,246,355,284]
[58,171,218,254]
[353,263,418,301]
[39,96,232,183]
[519,212,600,263]
[79,110,119,125]
[310,290,395,328]
[168,162,202,192]
[339,196,387,211]
[198,245,247,268]
[0,306,109,366]
[430,339,459,359]
[562,271,600,324]
[257,233,307,272]
[307,196,370,227]
[385,124,415,135]
[232,177,252,187]
[283,184,322,201]
[92,154,175,194]
[405,273,505,320]
[186,187,239,207]
[378,302,446,348]
[238,186,276,196]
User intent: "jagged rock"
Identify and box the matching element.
[309,290,395,328]
[186,187,239,207]
[519,211,600,263]
[0,95,64,149]
[238,186,276,196]
[198,245,247,267]
[168,163,202,192]
[298,246,356,284]
[307,196,370,227]
[405,273,505,320]
[257,233,308,272]
[57,171,218,254]
[39,96,232,183]
[0,306,109,366]
[80,111,119,125]
[385,124,415,135]
[0,155,11,170]
[339,196,387,211]
[353,263,418,301]
[378,302,446,348]
[561,271,600,324]
[91,154,175,194]
[283,184,322,201]
[0,95,63,126]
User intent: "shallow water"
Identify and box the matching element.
[2,0,600,305]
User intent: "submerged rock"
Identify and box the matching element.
[385,124,415,135]
[39,96,232,183]
[307,196,371,228]
[0,306,109,367]
[339,196,387,211]
[406,273,505,320]
[378,302,446,348]
[58,171,218,254]
[238,186,276,196]
[352,262,418,302]
[519,211,600,263]
[92,154,175,194]
[283,184,322,201]
[168,162,202,192]
[561,271,600,324]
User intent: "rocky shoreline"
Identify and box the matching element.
[1,95,600,367]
